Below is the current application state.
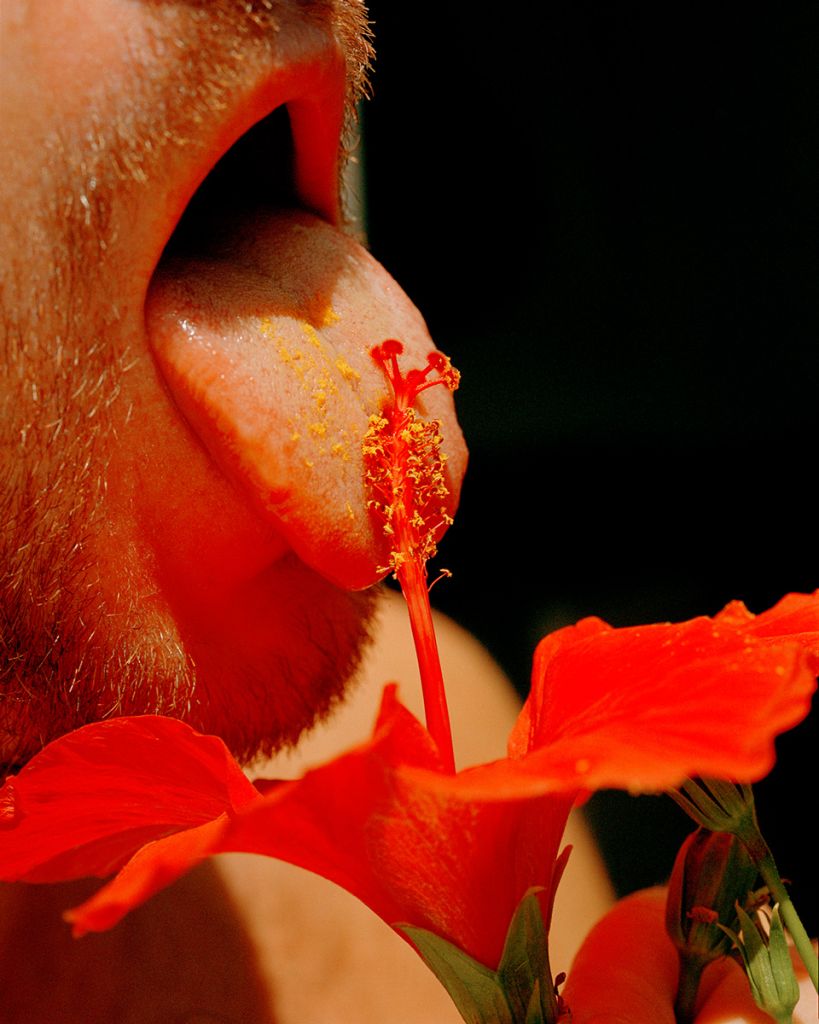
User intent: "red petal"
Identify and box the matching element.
[0,716,257,882]
[233,759,571,969]
[505,594,818,792]
[717,590,819,668]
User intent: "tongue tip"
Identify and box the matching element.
[280,520,385,592]
[285,459,466,594]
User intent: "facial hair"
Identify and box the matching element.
[0,0,377,772]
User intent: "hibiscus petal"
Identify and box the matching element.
[54,687,438,937]
[0,716,257,881]
[231,757,571,969]
[717,591,819,667]
[504,595,817,793]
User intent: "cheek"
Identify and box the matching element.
[1,2,140,178]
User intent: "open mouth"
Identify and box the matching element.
[163,104,299,260]
[143,52,466,594]
[143,32,350,293]
[155,45,349,269]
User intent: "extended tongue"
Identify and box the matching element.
[146,210,467,591]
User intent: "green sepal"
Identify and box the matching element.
[525,980,546,1024]
[765,906,801,1015]
[497,888,558,1023]
[400,925,513,1024]
[737,904,800,1023]
[399,887,563,1024]
[671,779,759,841]
[719,905,800,1024]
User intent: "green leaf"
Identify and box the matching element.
[399,925,513,1024]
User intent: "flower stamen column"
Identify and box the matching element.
[363,340,461,773]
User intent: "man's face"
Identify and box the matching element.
[0,1,465,770]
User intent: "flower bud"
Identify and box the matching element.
[666,827,759,964]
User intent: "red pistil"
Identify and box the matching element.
[364,340,461,773]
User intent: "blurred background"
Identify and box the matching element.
[360,4,817,930]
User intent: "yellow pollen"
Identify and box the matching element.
[335,357,360,383]
[362,349,459,580]
[301,323,324,350]
[321,307,341,327]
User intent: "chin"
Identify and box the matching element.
[164,555,380,763]
[0,554,378,775]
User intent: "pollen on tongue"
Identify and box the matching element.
[146,210,466,591]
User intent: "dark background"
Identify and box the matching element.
[362,4,818,931]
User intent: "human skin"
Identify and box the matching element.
[0,0,465,769]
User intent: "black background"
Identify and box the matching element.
[362,3,818,931]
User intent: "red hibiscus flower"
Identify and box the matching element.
[1,592,816,982]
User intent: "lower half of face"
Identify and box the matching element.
[0,212,387,773]
[0,207,463,777]
[0,0,465,774]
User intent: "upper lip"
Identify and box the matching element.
[143,30,349,294]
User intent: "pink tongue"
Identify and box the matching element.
[146,210,466,591]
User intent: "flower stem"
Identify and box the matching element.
[673,954,706,1024]
[397,554,456,774]
[732,814,817,991]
